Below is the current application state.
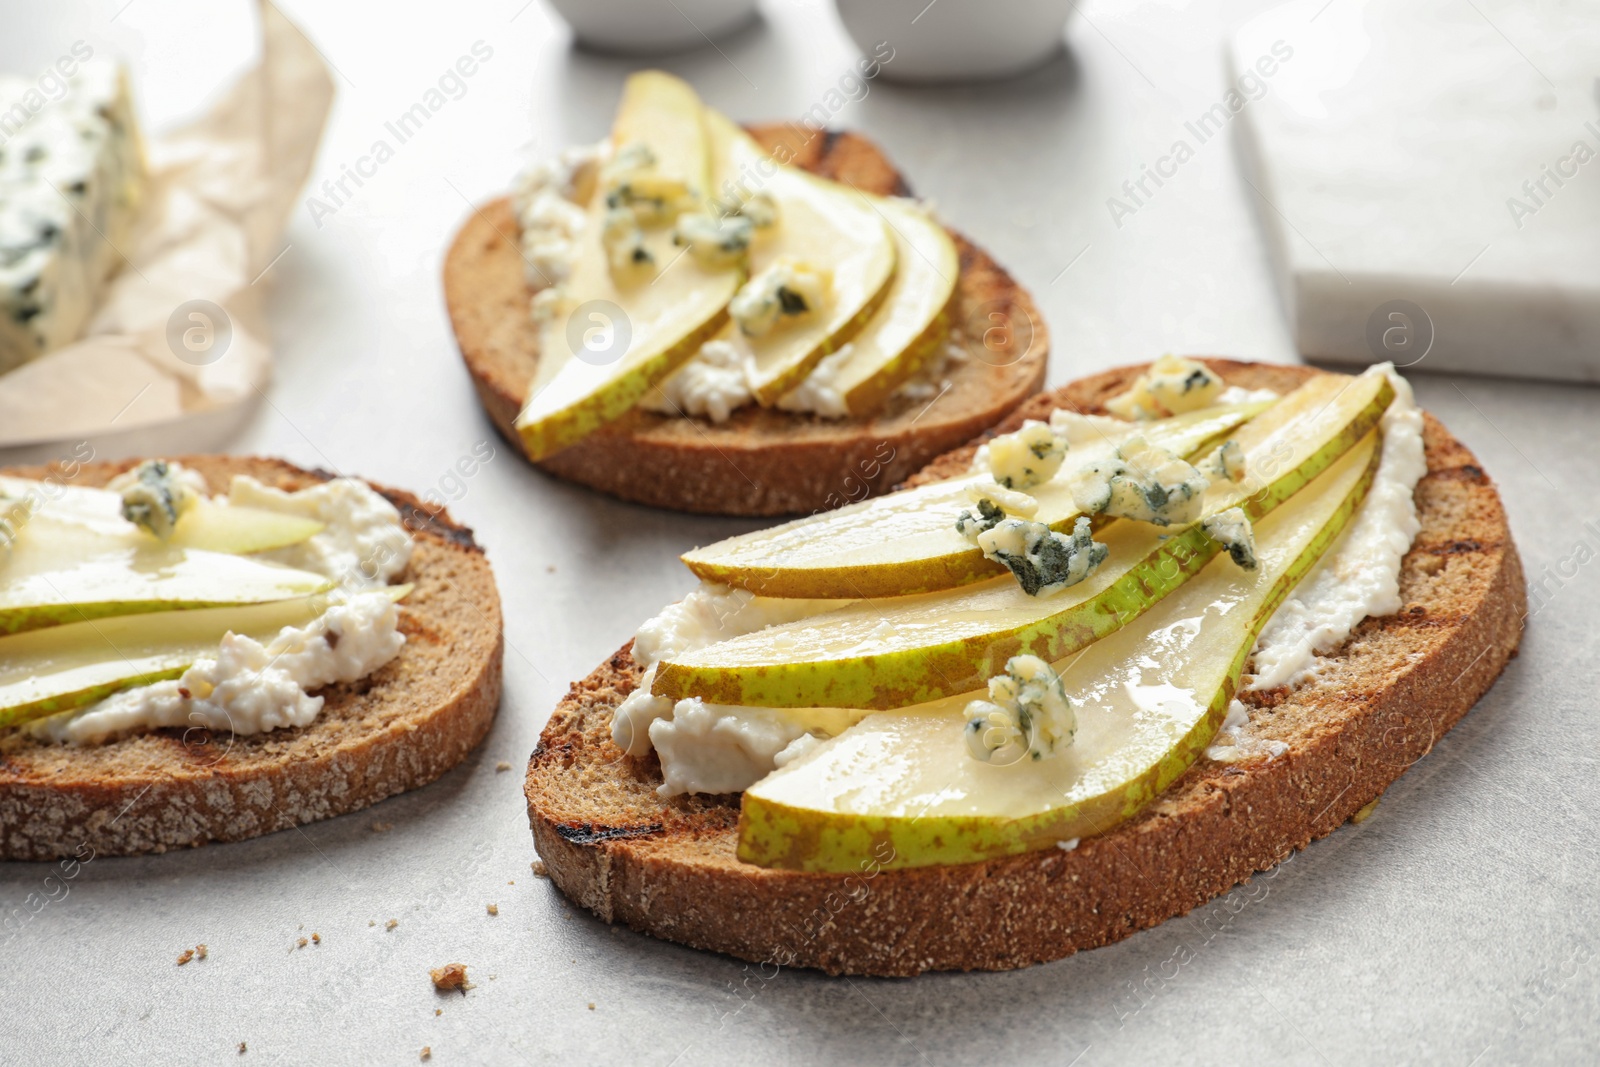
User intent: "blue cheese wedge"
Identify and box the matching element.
[729,258,831,337]
[976,515,1108,597]
[0,60,145,373]
[1104,354,1223,420]
[964,654,1077,764]
[988,421,1067,490]
[1069,436,1211,527]
[1202,506,1258,570]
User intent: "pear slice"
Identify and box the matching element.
[655,368,1393,709]
[0,476,325,554]
[738,431,1381,871]
[170,502,327,555]
[0,586,411,728]
[514,73,744,461]
[777,195,958,416]
[704,111,899,404]
[681,403,1264,599]
[0,515,334,635]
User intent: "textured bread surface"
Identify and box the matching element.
[0,456,504,861]
[444,123,1047,516]
[524,360,1526,976]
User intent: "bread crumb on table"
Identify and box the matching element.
[238,1041,247,1054]
[420,1048,431,1061]
[430,962,471,993]
[435,1009,442,1016]
[177,949,194,965]
[372,822,394,833]
[197,944,208,960]
[495,761,512,772]
[296,937,308,949]
[486,904,498,916]
[386,919,398,930]
[587,1002,595,1011]
[531,860,548,877]
[311,933,321,944]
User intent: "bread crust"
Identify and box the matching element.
[0,456,504,861]
[524,360,1526,976]
[443,123,1047,516]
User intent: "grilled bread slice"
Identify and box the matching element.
[0,456,503,861]
[445,123,1047,516]
[524,360,1525,976]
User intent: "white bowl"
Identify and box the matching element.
[835,0,1074,82]
[544,0,760,54]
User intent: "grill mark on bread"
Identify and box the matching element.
[555,822,663,845]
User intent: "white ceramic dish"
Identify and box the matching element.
[545,0,759,54]
[835,0,1074,82]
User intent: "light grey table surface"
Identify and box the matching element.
[3,1,1597,1064]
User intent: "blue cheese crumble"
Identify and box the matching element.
[729,259,830,337]
[672,211,753,267]
[955,483,1038,543]
[601,141,695,226]
[1104,355,1223,420]
[1069,436,1211,527]
[109,459,202,541]
[964,654,1076,764]
[1207,439,1246,483]
[976,515,1108,597]
[988,421,1067,490]
[1202,506,1258,570]
[600,205,653,274]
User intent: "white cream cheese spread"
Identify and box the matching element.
[25,467,413,746]
[610,582,854,796]
[640,338,755,423]
[774,343,853,419]
[1246,366,1426,690]
[28,591,404,746]
[227,474,413,589]
[511,143,605,289]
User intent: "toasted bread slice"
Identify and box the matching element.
[0,456,503,861]
[444,123,1048,516]
[524,360,1526,976]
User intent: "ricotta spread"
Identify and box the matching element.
[645,337,865,423]
[610,582,855,795]
[27,591,405,746]
[1246,366,1426,690]
[226,475,413,590]
[24,470,413,745]
[512,143,604,289]
[774,343,853,419]
[640,339,754,423]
